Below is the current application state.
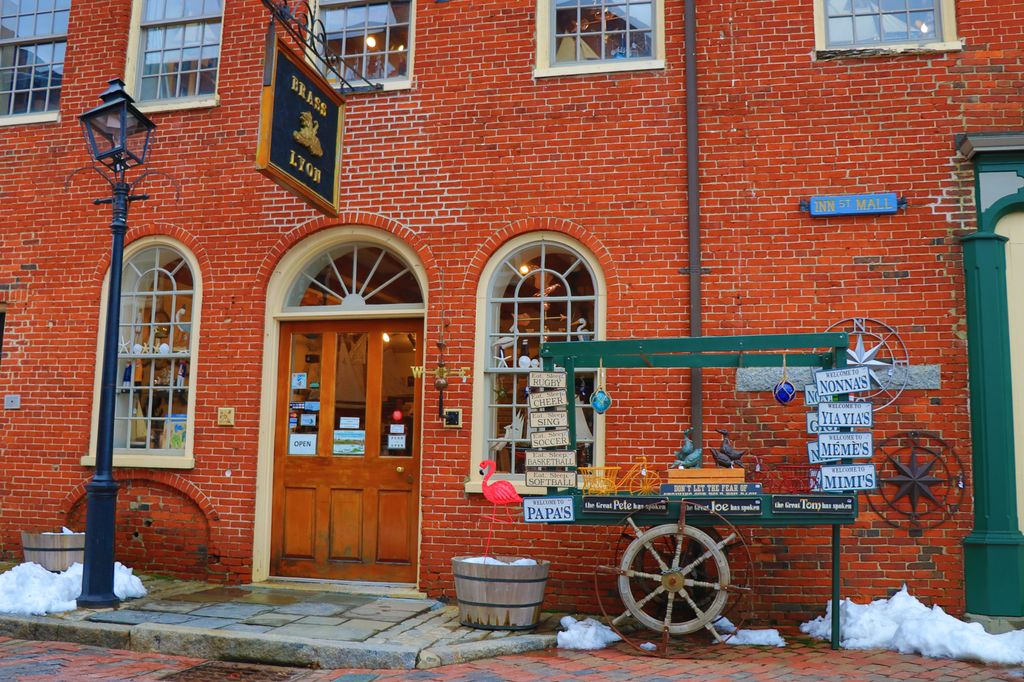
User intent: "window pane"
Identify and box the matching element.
[827,0,852,13]
[628,3,652,31]
[629,30,652,58]
[854,14,880,41]
[828,16,854,45]
[909,10,934,39]
[881,12,907,40]
[853,0,879,13]
[879,0,904,10]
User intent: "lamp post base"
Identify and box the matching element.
[77,478,121,609]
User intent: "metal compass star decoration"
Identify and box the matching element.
[825,317,909,410]
[866,431,966,531]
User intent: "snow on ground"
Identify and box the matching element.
[461,557,538,565]
[714,615,787,647]
[801,585,1024,666]
[557,616,622,650]
[0,562,146,616]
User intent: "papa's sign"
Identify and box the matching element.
[256,38,345,216]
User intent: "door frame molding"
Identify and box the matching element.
[253,226,429,583]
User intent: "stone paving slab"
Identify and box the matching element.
[189,603,276,619]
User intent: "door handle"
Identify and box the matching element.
[396,466,405,473]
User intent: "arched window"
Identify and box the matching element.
[286,242,423,311]
[86,240,201,468]
[475,237,603,480]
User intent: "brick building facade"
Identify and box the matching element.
[2,0,1023,627]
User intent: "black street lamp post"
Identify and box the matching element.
[76,79,155,609]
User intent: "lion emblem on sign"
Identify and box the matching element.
[292,111,323,157]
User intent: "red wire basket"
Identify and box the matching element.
[747,463,822,494]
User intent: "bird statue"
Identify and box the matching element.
[711,429,747,468]
[479,460,524,557]
[671,427,703,469]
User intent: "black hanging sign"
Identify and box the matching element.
[256,37,344,216]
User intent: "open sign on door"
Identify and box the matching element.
[289,433,317,455]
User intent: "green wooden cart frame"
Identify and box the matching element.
[538,332,855,648]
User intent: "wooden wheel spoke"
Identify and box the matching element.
[704,618,727,644]
[679,589,725,643]
[679,532,735,576]
[683,578,723,590]
[663,591,676,631]
[634,585,667,611]
[612,609,633,626]
[671,529,685,570]
[627,518,670,572]
[623,568,663,581]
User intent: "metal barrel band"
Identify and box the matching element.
[456,598,546,608]
[453,573,548,584]
[23,546,85,552]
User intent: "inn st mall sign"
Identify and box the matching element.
[256,36,345,216]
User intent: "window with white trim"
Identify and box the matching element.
[815,0,958,53]
[134,0,223,102]
[0,0,68,117]
[320,0,412,86]
[483,241,599,475]
[535,0,664,78]
[113,245,197,455]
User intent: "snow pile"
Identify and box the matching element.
[557,616,622,650]
[714,615,786,647]
[461,557,537,566]
[801,585,1024,665]
[725,628,786,647]
[0,562,146,616]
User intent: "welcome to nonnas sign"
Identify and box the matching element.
[805,193,902,217]
[256,38,344,216]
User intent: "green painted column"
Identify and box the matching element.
[961,230,1024,617]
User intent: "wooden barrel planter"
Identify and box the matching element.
[21,531,85,572]
[452,556,550,630]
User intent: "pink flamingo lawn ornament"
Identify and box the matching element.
[479,459,523,557]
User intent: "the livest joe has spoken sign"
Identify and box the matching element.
[256,38,345,216]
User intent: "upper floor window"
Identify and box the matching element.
[554,0,653,64]
[0,0,68,117]
[535,0,663,78]
[826,0,937,47]
[815,0,959,54]
[134,0,222,102]
[320,0,411,86]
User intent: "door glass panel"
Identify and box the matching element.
[287,333,322,457]
[334,332,368,456]
[380,330,416,457]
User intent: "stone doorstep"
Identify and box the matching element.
[0,611,558,670]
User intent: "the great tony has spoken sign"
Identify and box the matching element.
[256,37,345,216]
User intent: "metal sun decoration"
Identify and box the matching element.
[590,358,612,414]
[772,354,797,405]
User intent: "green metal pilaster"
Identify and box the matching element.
[960,230,1024,616]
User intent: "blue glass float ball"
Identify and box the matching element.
[591,389,612,414]
[773,380,797,405]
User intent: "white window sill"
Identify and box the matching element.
[81,453,196,469]
[0,111,59,127]
[465,479,561,496]
[534,59,665,79]
[816,39,962,60]
[136,95,220,115]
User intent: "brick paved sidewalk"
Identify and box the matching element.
[1,634,1021,681]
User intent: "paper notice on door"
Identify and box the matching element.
[333,430,365,455]
[389,424,405,434]
[291,373,307,390]
[299,413,317,427]
[338,416,360,429]
[387,434,407,450]
[289,433,316,455]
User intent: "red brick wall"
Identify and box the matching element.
[1,0,1020,625]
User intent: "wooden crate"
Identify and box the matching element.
[21,531,85,572]
[667,467,746,483]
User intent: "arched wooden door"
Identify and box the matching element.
[271,319,423,581]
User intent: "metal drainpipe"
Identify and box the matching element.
[685,0,703,446]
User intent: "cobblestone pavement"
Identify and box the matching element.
[1,634,1022,681]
